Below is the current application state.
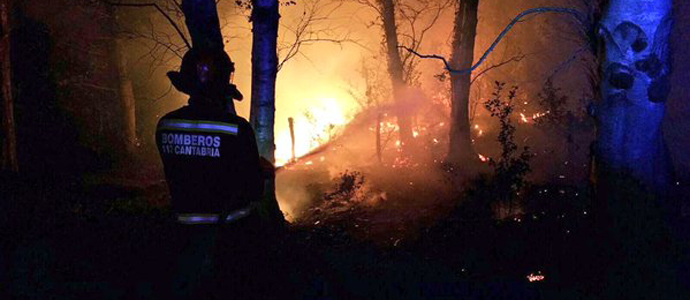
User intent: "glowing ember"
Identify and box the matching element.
[478,154,489,162]
[532,111,550,120]
[473,125,484,137]
[392,156,416,168]
[527,272,545,282]
[519,113,529,123]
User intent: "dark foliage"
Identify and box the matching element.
[324,170,365,203]
[534,79,572,133]
[483,82,532,214]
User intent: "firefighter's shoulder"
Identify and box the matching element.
[157,106,190,126]
[223,114,254,136]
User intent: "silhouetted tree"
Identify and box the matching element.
[0,0,18,172]
[594,0,673,193]
[352,0,449,156]
[446,0,479,165]
[249,0,285,224]
[378,0,413,154]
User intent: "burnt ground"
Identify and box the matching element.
[2,163,690,300]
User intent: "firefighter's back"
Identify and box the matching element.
[155,104,262,300]
[157,105,261,215]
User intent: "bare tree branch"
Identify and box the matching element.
[398,45,453,70]
[471,54,525,85]
[544,46,588,81]
[277,0,367,71]
[105,0,191,49]
[400,7,586,74]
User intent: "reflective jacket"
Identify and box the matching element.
[156,103,262,214]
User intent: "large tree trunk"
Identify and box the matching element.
[115,38,137,154]
[379,0,413,155]
[0,0,18,173]
[181,0,237,115]
[591,2,679,296]
[250,0,285,224]
[181,0,224,50]
[250,0,279,164]
[596,0,673,193]
[446,0,479,166]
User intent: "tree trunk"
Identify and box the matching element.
[596,0,673,193]
[181,0,224,49]
[250,0,279,163]
[288,117,295,162]
[0,0,18,173]
[379,0,413,155]
[447,0,479,166]
[115,38,137,154]
[376,112,382,163]
[250,0,285,224]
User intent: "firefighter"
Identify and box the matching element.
[156,47,262,299]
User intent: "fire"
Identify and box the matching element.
[274,96,355,166]
[478,153,489,162]
[473,124,483,137]
[519,113,529,123]
[532,111,549,120]
[527,272,545,282]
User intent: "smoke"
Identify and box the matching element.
[275,85,458,220]
[117,0,601,219]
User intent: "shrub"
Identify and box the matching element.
[484,82,533,213]
[324,170,365,204]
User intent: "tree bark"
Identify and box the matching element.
[115,38,137,154]
[446,0,479,165]
[181,0,224,49]
[596,0,673,193]
[0,0,18,173]
[288,117,295,162]
[250,0,279,164]
[376,112,382,163]
[250,0,285,224]
[379,0,413,155]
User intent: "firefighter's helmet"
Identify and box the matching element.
[167,48,243,101]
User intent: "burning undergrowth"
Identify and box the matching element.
[276,88,458,241]
[276,81,595,244]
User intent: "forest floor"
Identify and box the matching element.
[3,160,690,299]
